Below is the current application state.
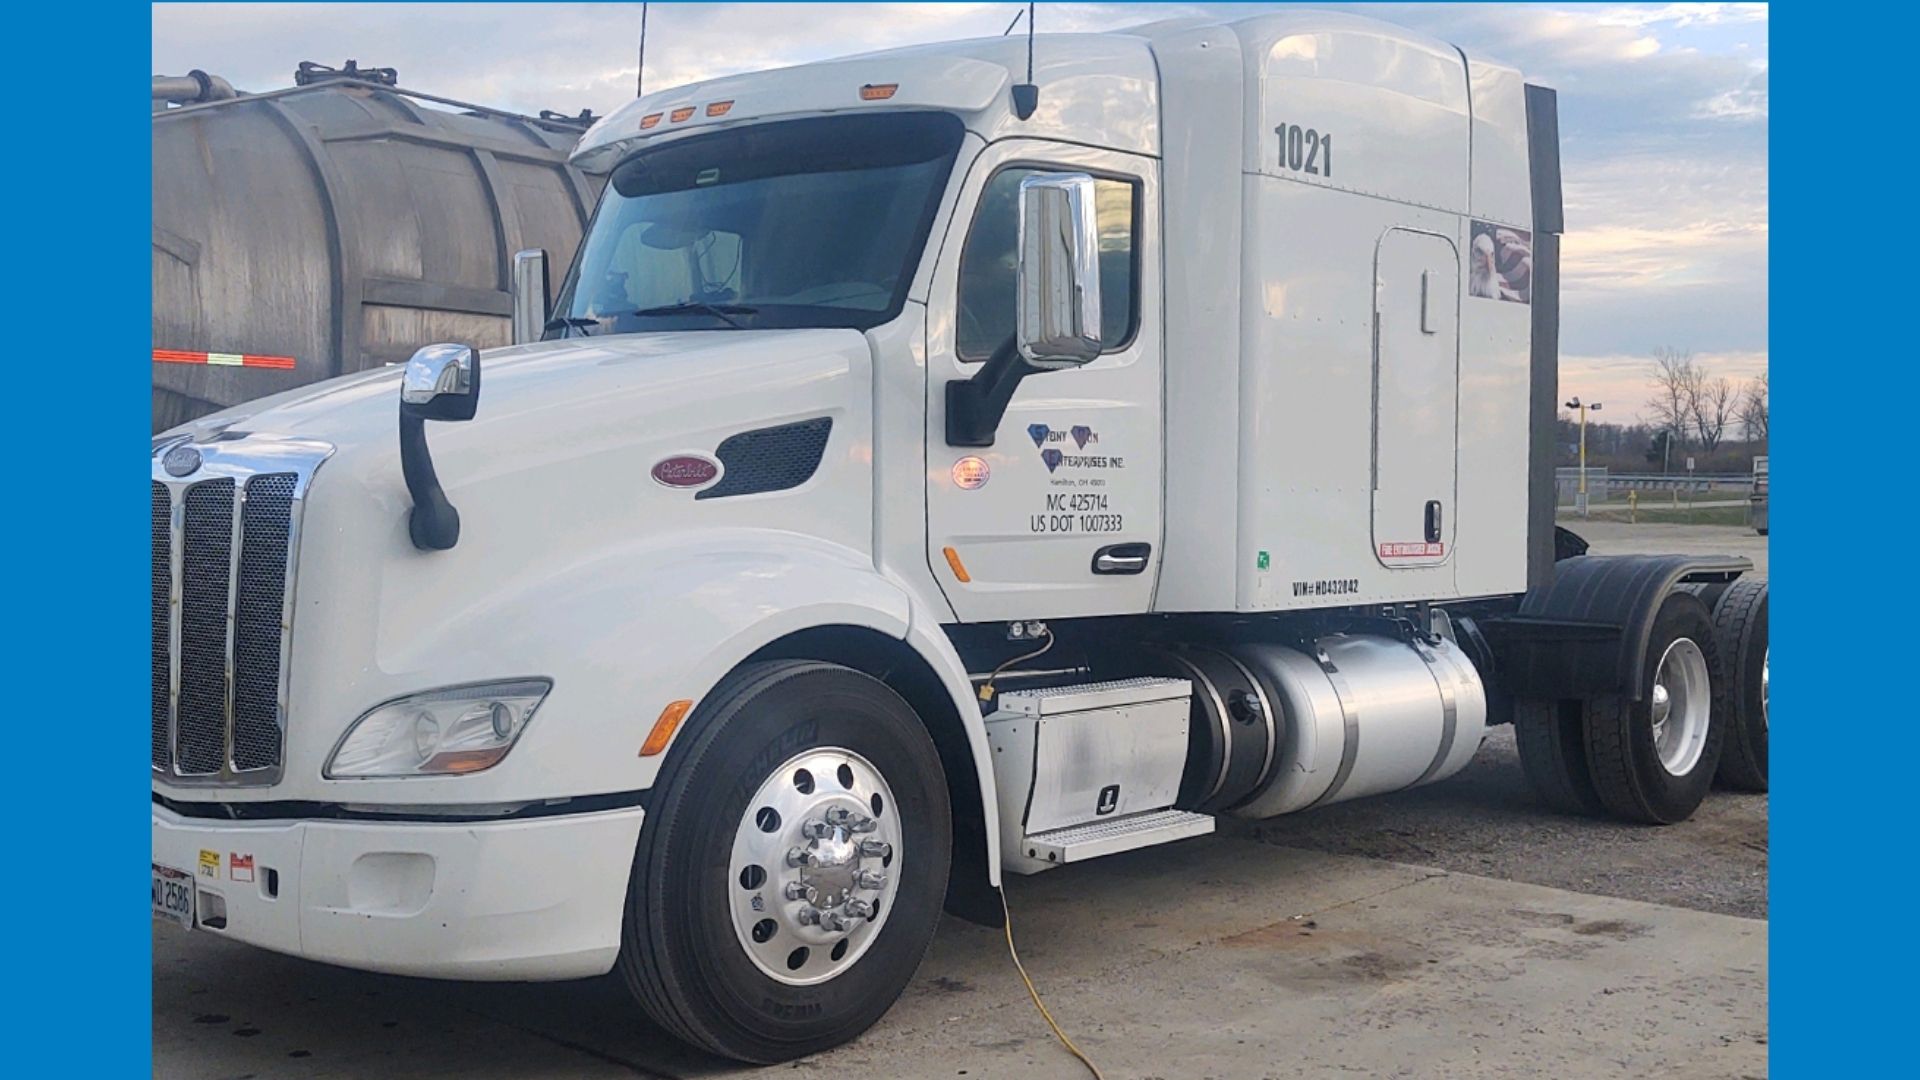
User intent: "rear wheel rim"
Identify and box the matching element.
[727,747,903,987]
[1760,647,1769,731]
[1650,637,1711,776]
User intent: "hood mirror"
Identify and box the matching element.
[399,343,480,550]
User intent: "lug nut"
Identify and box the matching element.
[854,869,887,890]
[844,898,875,920]
[827,806,878,834]
[784,881,818,903]
[801,819,835,839]
[820,910,852,933]
[857,839,892,860]
[795,906,823,926]
[785,847,812,868]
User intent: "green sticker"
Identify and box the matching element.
[1256,550,1270,571]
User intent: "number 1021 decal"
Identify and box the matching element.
[1274,123,1332,177]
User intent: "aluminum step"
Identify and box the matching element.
[1020,809,1215,866]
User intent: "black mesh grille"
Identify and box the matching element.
[151,483,172,771]
[697,417,833,500]
[176,480,234,775]
[232,474,295,770]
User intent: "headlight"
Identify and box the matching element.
[326,679,550,779]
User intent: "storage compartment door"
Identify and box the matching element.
[1371,229,1460,568]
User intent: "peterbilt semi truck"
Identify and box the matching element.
[151,12,1771,1064]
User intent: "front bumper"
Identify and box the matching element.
[152,803,644,981]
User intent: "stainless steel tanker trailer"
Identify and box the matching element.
[151,62,604,431]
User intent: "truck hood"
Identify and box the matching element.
[162,330,869,449]
[153,327,881,804]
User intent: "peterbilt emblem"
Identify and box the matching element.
[161,444,202,477]
[651,454,721,489]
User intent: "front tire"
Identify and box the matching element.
[619,660,951,1063]
[1582,591,1725,824]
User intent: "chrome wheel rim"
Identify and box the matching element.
[727,747,902,987]
[1760,647,1769,731]
[1650,637,1711,776]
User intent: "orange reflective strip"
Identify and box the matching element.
[860,83,898,101]
[669,106,695,122]
[641,700,695,757]
[942,546,971,583]
[154,349,296,370]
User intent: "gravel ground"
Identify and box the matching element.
[1228,727,1769,918]
[1231,520,1770,920]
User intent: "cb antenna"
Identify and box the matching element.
[636,1,649,97]
[1011,2,1038,120]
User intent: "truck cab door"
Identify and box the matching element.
[925,142,1163,622]
[1372,228,1460,570]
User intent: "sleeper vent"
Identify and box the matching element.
[698,417,833,500]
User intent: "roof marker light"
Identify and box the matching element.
[706,100,733,117]
[638,112,663,130]
[669,106,695,122]
[860,83,898,101]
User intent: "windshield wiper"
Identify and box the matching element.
[543,316,600,338]
[622,301,757,330]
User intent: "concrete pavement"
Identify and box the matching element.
[155,837,1766,1080]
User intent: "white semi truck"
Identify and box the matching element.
[151,11,1770,1063]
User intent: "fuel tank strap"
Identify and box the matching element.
[1303,646,1360,810]
[1407,641,1461,789]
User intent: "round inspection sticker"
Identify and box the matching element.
[951,456,990,490]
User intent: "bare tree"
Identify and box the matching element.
[1692,376,1735,453]
[1647,347,1698,450]
[1739,371,1769,443]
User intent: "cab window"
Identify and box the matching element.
[955,168,1138,361]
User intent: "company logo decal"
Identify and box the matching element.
[1070,425,1094,450]
[1028,423,1051,448]
[162,443,202,477]
[951,456,991,490]
[651,454,722,489]
[1041,449,1063,473]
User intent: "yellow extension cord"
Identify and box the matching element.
[1000,889,1107,1080]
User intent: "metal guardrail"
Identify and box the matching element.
[1557,468,1754,496]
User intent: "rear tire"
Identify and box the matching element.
[1514,698,1604,816]
[1707,580,1769,792]
[618,660,951,1063]
[1582,591,1725,824]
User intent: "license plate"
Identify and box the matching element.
[152,863,194,930]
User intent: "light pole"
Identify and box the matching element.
[1564,397,1602,517]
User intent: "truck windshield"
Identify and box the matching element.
[549,112,965,338]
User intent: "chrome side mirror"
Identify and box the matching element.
[511,248,550,345]
[1016,173,1102,369]
[401,343,480,421]
[399,342,480,550]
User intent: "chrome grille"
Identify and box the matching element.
[178,479,235,774]
[233,474,295,770]
[152,436,330,786]
[150,483,172,770]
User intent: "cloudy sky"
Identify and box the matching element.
[153,2,1767,424]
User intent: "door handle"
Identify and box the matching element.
[1424,500,1443,544]
[1092,542,1151,575]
